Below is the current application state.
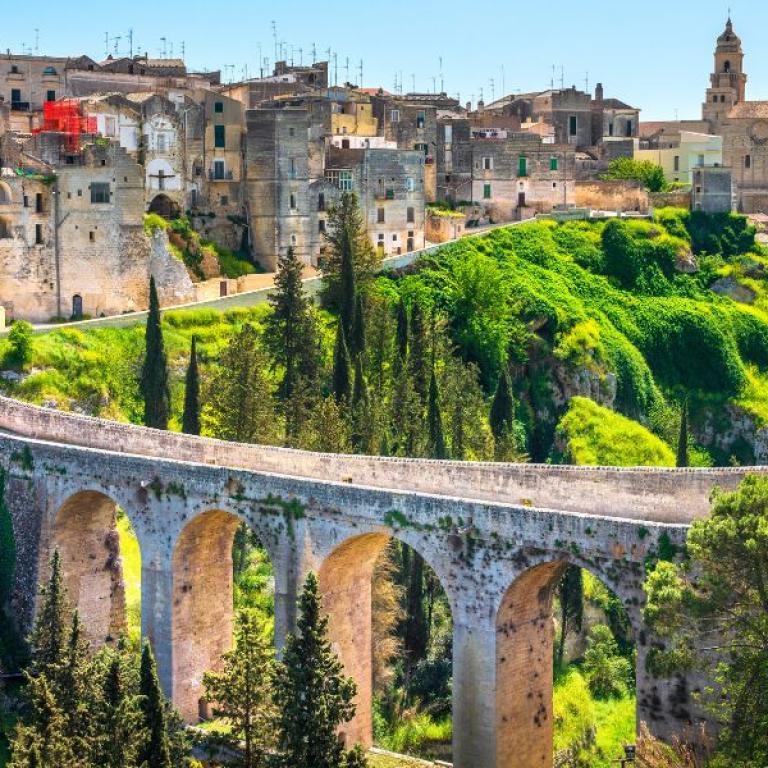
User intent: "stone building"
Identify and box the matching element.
[699,18,768,212]
[220,61,329,110]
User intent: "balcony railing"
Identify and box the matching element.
[209,169,234,181]
[10,102,30,112]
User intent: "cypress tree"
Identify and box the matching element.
[182,336,200,436]
[137,641,172,768]
[56,612,92,749]
[350,292,366,358]
[345,745,369,768]
[140,276,170,430]
[395,296,408,367]
[676,398,689,468]
[408,302,429,405]
[273,573,357,768]
[427,371,447,460]
[351,355,369,453]
[403,552,427,672]
[556,565,584,668]
[339,227,357,347]
[332,320,352,403]
[29,550,68,679]
[490,370,515,442]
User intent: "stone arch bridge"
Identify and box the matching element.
[0,396,762,768]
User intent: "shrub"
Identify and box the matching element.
[6,320,34,368]
[583,624,633,699]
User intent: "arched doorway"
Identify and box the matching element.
[71,294,83,320]
[318,533,453,760]
[148,193,181,220]
[172,510,276,722]
[51,491,138,648]
[496,560,636,768]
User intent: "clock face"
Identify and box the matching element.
[751,121,768,145]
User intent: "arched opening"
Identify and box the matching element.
[724,60,731,73]
[171,510,275,722]
[318,534,453,761]
[496,560,636,768]
[51,491,139,648]
[71,294,83,320]
[148,193,181,220]
[0,217,11,239]
[0,182,11,205]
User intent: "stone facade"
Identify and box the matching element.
[1,395,757,766]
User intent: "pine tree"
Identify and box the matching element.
[203,611,276,768]
[137,641,172,768]
[427,371,447,460]
[182,336,201,436]
[556,565,584,668]
[332,320,352,403]
[490,370,515,441]
[345,744,368,768]
[676,398,689,468]
[206,323,280,444]
[266,247,321,405]
[56,612,93,751]
[29,550,68,679]
[350,292,366,359]
[140,276,170,430]
[273,573,357,768]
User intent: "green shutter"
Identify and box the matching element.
[550,157,558,171]
[484,183,492,199]
[518,156,527,177]
[214,125,226,148]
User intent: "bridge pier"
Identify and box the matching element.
[141,560,174,696]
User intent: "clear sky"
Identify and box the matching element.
[1,0,767,120]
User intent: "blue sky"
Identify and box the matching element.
[2,1,767,120]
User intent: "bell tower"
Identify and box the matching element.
[703,17,747,128]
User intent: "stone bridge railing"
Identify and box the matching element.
[0,395,765,524]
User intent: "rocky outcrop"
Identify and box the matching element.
[710,276,757,304]
[696,402,768,464]
[149,230,196,307]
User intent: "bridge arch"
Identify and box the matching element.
[171,507,278,722]
[50,489,139,648]
[317,530,454,752]
[495,554,638,768]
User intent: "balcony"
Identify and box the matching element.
[208,169,234,181]
[10,101,30,112]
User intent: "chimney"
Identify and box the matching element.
[466,101,472,113]
[477,99,485,113]
[595,82,604,104]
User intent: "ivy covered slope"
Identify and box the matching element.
[381,208,768,465]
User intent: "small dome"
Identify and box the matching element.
[717,17,742,48]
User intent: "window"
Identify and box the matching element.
[289,158,296,179]
[213,160,225,180]
[377,207,385,223]
[35,224,43,244]
[713,95,718,103]
[46,90,56,102]
[518,156,528,177]
[444,124,453,143]
[289,127,295,137]
[550,157,558,171]
[407,206,415,223]
[608,122,614,136]
[90,183,110,204]
[89,230,95,242]
[103,117,117,137]
[483,183,492,199]
[625,119,633,137]
[674,156,680,172]
[319,219,326,233]
[35,193,43,213]
[746,155,752,169]
[290,193,297,210]
[156,133,167,152]
[698,154,705,167]
[415,143,429,155]
[406,177,415,192]
[390,109,401,123]
[392,234,398,242]
[483,157,493,170]
[318,193,325,212]
[721,94,726,103]
[10,65,19,74]
[325,169,353,191]
[214,101,224,113]
[416,110,425,129]
[43,66,57,76]
[569,115,577,137]
[220,195,229,206]
[11,89,21,104]
[22,195,28,207]
[724,60,731,73]
[214,125,226,148]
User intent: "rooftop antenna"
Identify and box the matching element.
[560,65,564,90]
[34,28,39,54]
[551,64,555,90]
[358,59,363,87]
[271,21,278,61]
[289,44,294,66]
[489,77,495,102]
[181,41,185,61]
[432,76,437,92]
[312,43,317,63]
[160,37,167,58]
[113,35,122,55]
[344,56,349,84]
[298,47,303,66]
[169,41,174,58]
[411,73,416,92]
[439,56,444,92]
[127,28,133,58]
[104,31,109,58]
[332,51,338,86]
[585,71,589,93]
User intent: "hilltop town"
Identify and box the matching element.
[1,17,766,324]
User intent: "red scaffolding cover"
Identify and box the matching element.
[33,100,97,153]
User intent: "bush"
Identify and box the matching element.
[583,625,633,699]
[6,321,34,368]
[602,158,667,192]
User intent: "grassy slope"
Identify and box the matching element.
[557,396,675,466]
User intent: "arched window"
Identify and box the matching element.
[43,66,58,76]
[724,60,731,73]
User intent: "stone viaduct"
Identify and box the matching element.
[0,395,762,767]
